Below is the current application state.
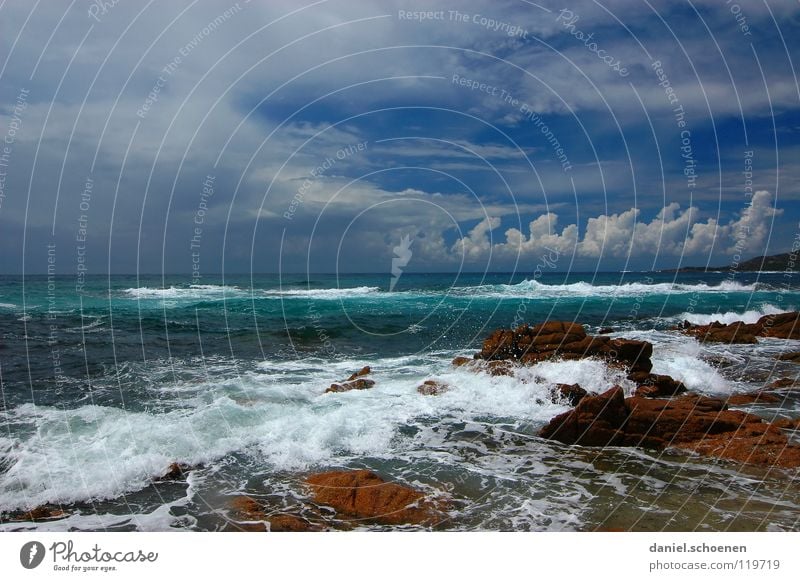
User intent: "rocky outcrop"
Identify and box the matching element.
[326,366,376,393]
[551,383,588,406]
[629,372,687,398]
[681,311,800,343]
[305,470,447,526]
[417,380,450,395]
[540,387,800,468]
[476,321,653,373]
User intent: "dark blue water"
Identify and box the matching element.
[1,271,799,531]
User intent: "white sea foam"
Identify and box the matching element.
[261,286,382,299]
[649,338,732,394]
[0,302,16,309]
[122,285,245,300]
[0,352,589,511]
[676,304,788,325]
[453,279,762,299]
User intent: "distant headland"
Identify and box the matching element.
[663,253,799,273]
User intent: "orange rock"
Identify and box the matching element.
[326,378,376,393]
[540,387,800,468]
[629,372,687,398]
[305,470,447,526]
[229,496,266,520]
[267,514,320,532]
[417,380,450,395]
[475,321,653,373]
[346,366,371,381]
[1,505,68,523]
[681,311,800,343]
[725,392,781,405]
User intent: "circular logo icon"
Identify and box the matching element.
[20,541,46,569]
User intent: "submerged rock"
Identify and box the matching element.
[267,514,320,532]
[327,367,376,393]
[767,377,799,390]
[540,387,800,469]
[326,378,376,393]
[1,504,68,523]
[305,469,447,526]
[417,380,450,395]
[776,351,800,362]
[156,462,194,481]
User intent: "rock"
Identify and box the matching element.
[777,351,800,362]
[767,377,798,389]
[774,418,800,430]
[540,387,800,468]
[598,327,614,334]
[629,372,687,398]
[704,355,735,368]
[1,504,67,523]
[417,380,450,396]
[326,378,376,393]
[156,462,193,481]
[229,496,266,521]
[327,367,376,393]
[725,392,781,405]
[681,311,800,343]
[305,470,447,526]
[451,356,471,367]
[475,320,653,373]
[267,514,320,532]
[540,386,629,446]
[759,312,800,339]
[550,383,588,406]
[346,366,371,381]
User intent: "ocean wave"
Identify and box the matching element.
[261,286,382,299]
[676,304,788,326]
[122,285,246,300]
[453,279,763,298]
[0,302,16,309]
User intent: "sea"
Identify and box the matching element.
[1,271,799,531]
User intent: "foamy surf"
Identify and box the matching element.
[122,285,246,299]
[455,279,764,299]
[676,304,788,325]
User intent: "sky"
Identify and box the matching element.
[0,0,799,275]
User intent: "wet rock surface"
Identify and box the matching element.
[540,387,800,469]
[305,469,447,526]
[326,366,376,393]
[681,311,800,343]
[476,321,653,373]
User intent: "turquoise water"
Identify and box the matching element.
[1,271,799,530]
